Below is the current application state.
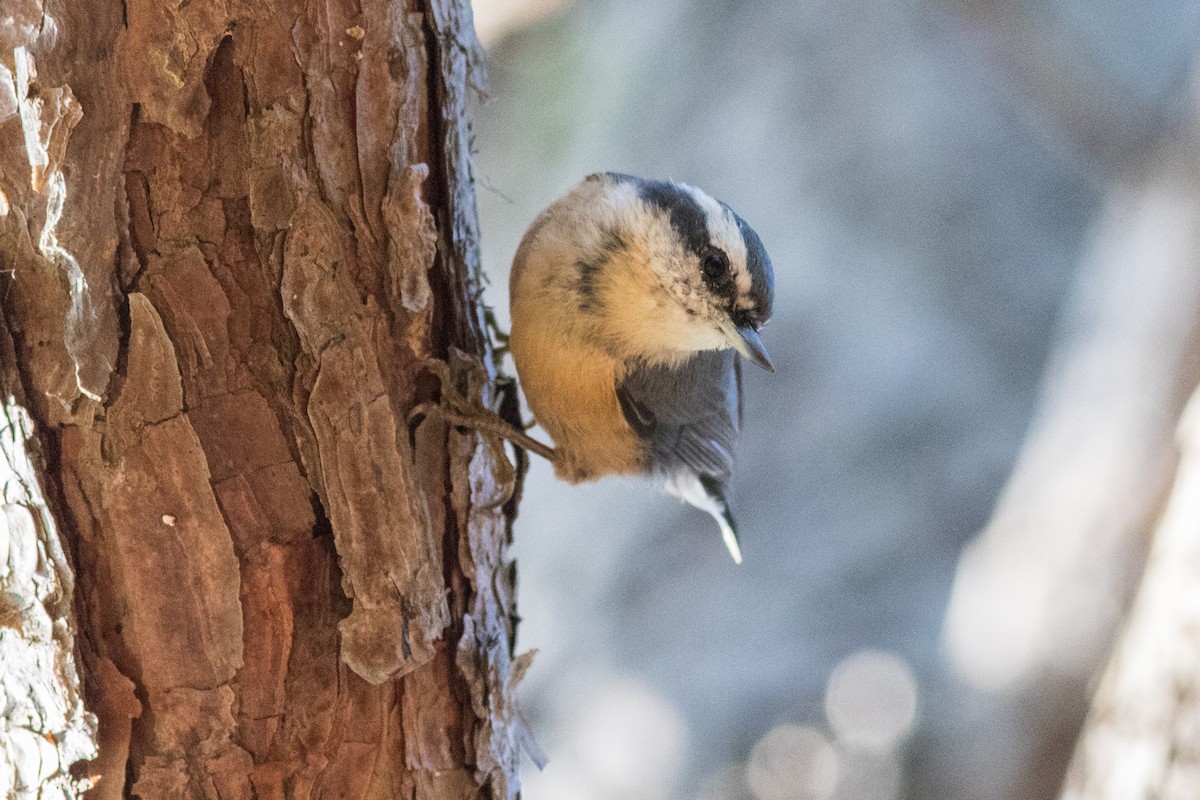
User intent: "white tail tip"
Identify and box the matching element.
[718,517,743,564]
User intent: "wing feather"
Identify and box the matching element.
[615,351,740,482]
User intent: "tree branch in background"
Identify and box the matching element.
[1061,385,1200,798]
[940,71,1200,800]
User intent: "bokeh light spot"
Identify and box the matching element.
[573,679,687,798]
[824,650,918,750]
[747,724,840,800]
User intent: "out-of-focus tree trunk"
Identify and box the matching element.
[0,2,534,799]
[934,3,1200,797]
[940,96,1200,800]
[940,128,1200,799]
[1060,383,1200,799]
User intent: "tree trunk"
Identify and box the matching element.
[1058,105,1200,800]
[0,2,532,799]
[931,4,1200,795]
[939,106,1200,799]
[1060,383,1200,799]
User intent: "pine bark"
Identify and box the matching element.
[0,1,531,798]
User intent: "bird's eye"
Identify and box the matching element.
[701,249,728,283]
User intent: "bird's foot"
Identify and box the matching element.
[409,358,556,463]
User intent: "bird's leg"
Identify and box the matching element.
[409,359,557,463]
[412,403,557,462]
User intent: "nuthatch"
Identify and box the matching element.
[419,173,774,562]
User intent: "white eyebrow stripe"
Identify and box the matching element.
[681,183,751,297]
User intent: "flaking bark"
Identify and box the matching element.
[0,1,531,798]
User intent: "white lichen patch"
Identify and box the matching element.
[0,401,96,800]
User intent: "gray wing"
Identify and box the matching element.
[616,350,742,482]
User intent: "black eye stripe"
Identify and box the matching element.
[700,247,737,305]
[732,308,757,329]
[619,175,773,319]
[633,178,711,261]
[634,179,738,305]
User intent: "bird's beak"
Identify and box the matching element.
[721,319,775,373]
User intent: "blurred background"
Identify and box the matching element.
[468,1,1200,798]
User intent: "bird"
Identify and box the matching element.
[417,172,774,562]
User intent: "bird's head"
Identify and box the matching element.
[521,173,775,370]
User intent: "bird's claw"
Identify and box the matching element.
[409,355,557,463]
[410,357,484,422]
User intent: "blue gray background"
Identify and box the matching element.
[471,2,1200,797]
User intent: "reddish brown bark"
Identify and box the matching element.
[0,1,530,798]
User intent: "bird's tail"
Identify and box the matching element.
[713,505,743,564]
[694,474,743,564]
[665,472,745,563]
